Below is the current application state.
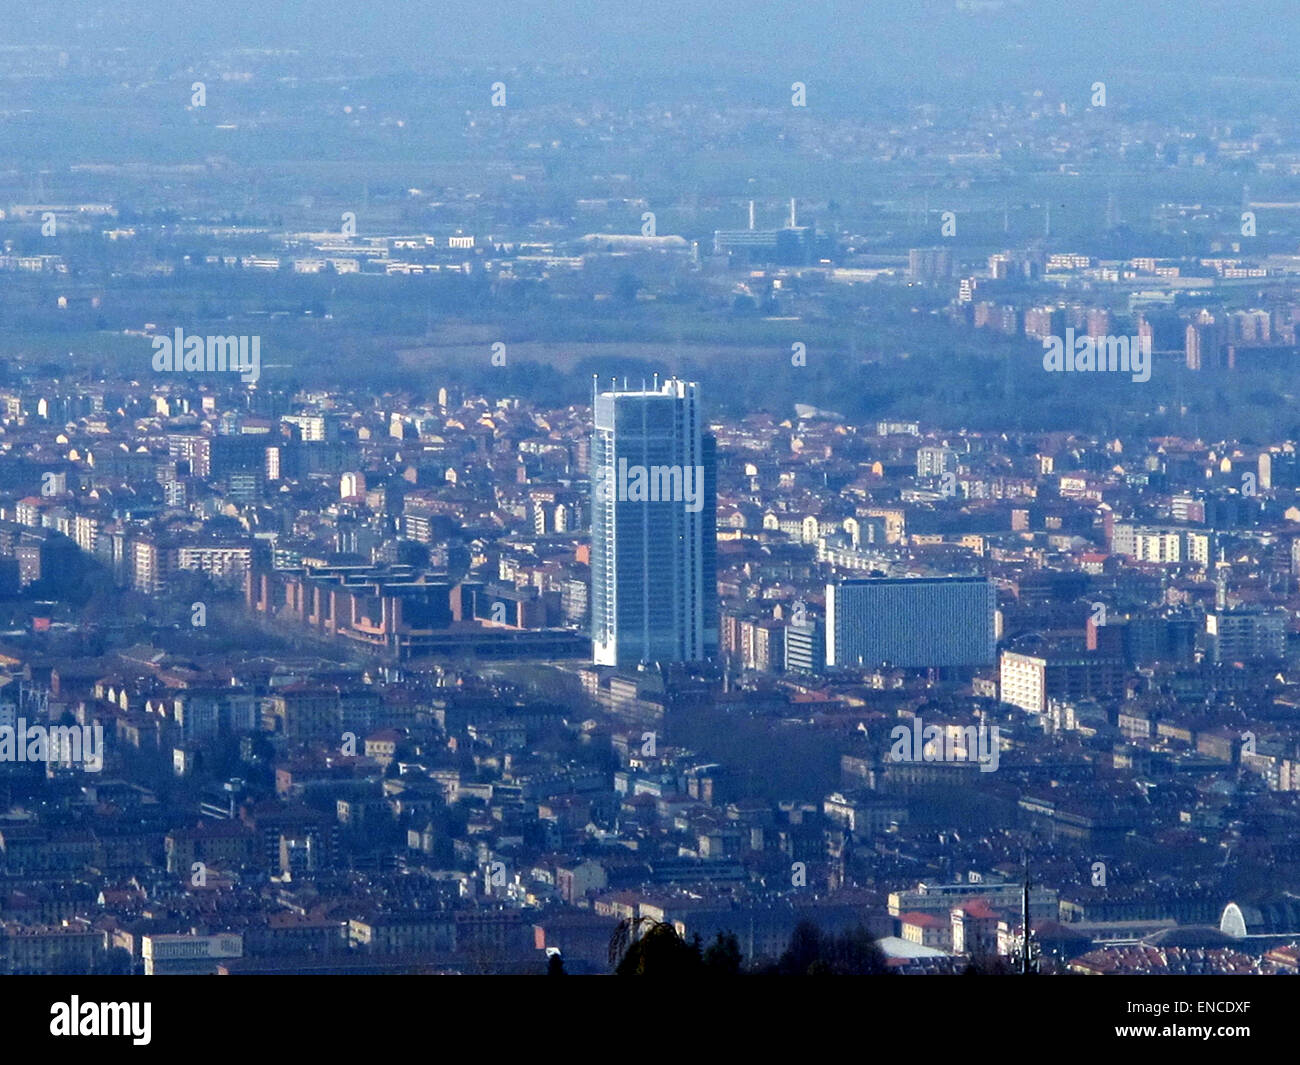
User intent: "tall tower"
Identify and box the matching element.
[1021,852,1032,975]
[591,377,717,667]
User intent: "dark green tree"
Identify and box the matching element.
[610,917,703,976]
[777,920,824,975]
[614,272,640,305]
[961,955,1015,975]
[775,921,889,975]
[827,925,889,975]
[702,931,743,975]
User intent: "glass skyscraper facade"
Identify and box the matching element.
[591,378,717,667]
[825,575,995,669]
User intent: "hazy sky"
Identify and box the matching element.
[13,1,1300,83]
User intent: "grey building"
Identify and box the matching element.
[1205,609,1286,664]
[784,620,825,675]
[825,576,995,669]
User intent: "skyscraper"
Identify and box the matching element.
[591,377,717,667]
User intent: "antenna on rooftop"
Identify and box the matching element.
[1021,849,1032,975]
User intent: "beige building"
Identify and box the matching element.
[899,911,952,951]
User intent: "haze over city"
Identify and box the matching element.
[0,1,1295,1045]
